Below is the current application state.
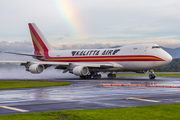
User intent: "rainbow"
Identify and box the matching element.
[53,0,86,39]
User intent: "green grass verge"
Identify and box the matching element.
[116,73,180,77]
[0,81,70,89]
[156,74,180,77]
[0,103,180,120]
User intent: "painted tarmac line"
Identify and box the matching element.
[0,106,29,112]
[142,94,180,98]
[128,97,161,103]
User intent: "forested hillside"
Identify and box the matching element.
[156,58,180,72]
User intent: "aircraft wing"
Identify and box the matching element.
[0,61,123,68]
[0,61,69,66]
[0,61,28,64]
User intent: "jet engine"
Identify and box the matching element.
[28,64,44,74]
[72,66,89,76]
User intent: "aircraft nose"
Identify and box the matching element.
[165,53,172,64]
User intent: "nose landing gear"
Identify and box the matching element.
[149,70,156,79]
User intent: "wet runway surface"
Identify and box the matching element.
[1,77,180,115]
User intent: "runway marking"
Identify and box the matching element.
[140,94,180,99]
[127,97,161,103]
[0,106,29,112]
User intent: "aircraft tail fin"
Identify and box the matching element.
[28,23,54,55]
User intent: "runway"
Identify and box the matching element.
[1,77,180,115]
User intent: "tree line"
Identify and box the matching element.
[155,58,180,72]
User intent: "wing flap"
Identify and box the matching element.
[74,62,124,68]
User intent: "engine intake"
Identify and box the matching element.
[73,66,89,76]
[28,64,44,74]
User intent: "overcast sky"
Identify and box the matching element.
[0,0,180,53]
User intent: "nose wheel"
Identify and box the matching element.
[149,74,156,79]
[149,70,156,79]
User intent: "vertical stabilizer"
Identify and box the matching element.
[28,23,54,55]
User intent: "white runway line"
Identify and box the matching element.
[128,97,161,103]
[0,106,29,112]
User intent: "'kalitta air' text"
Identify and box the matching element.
[71,49,120,56]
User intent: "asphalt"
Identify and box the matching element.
[0,76,180,115]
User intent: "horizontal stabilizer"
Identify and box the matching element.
[5,52,43,57]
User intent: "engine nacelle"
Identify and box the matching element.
[28,64,44,74]
[72,66,89,76]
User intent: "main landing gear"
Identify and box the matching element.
[149,70,156,79]
[107,73,116,79]
[80,75,92,79]
[80,72,101,79]
[80,72,117,79]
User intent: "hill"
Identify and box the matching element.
[161,47,180,59]
[155,58,180,72]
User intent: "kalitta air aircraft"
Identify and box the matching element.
[0,23,172,79]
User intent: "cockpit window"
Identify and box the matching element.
[152,46,161,49]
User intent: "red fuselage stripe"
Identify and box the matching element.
[37,55,164,62]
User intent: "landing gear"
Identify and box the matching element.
[107,73,116,79]
[149,70,156,79]
[79,72,102,79]
[80,75,91,79]
[149,74,155,79]
[93,74,101,79]
[90,72,101,79]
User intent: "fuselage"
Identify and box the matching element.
[35,43,172,71]
[26,23,173,79]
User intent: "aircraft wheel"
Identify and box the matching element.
[80,75,90,79]
[107,73,116,79]
[87,75,92,79]
[113,74,116,78]
[149,74,155,79]
[98,74,101,79]
[107,73,111,79]
[93,75,96,79]
[80,76,84,79]
[93,74,101,79]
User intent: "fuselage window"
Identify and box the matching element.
[152,46,160,49]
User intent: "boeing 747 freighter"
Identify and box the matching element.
[0,23,172,79]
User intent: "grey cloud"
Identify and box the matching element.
[0,40,114,52]
[0,0,180,48]
[58,37,63,40]
[53,43,114,50]
[0,41,33,52]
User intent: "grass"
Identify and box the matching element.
[0,81,70,89]
[116,73,180,77]
[156,74,180,77]
[0,103,180,120]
